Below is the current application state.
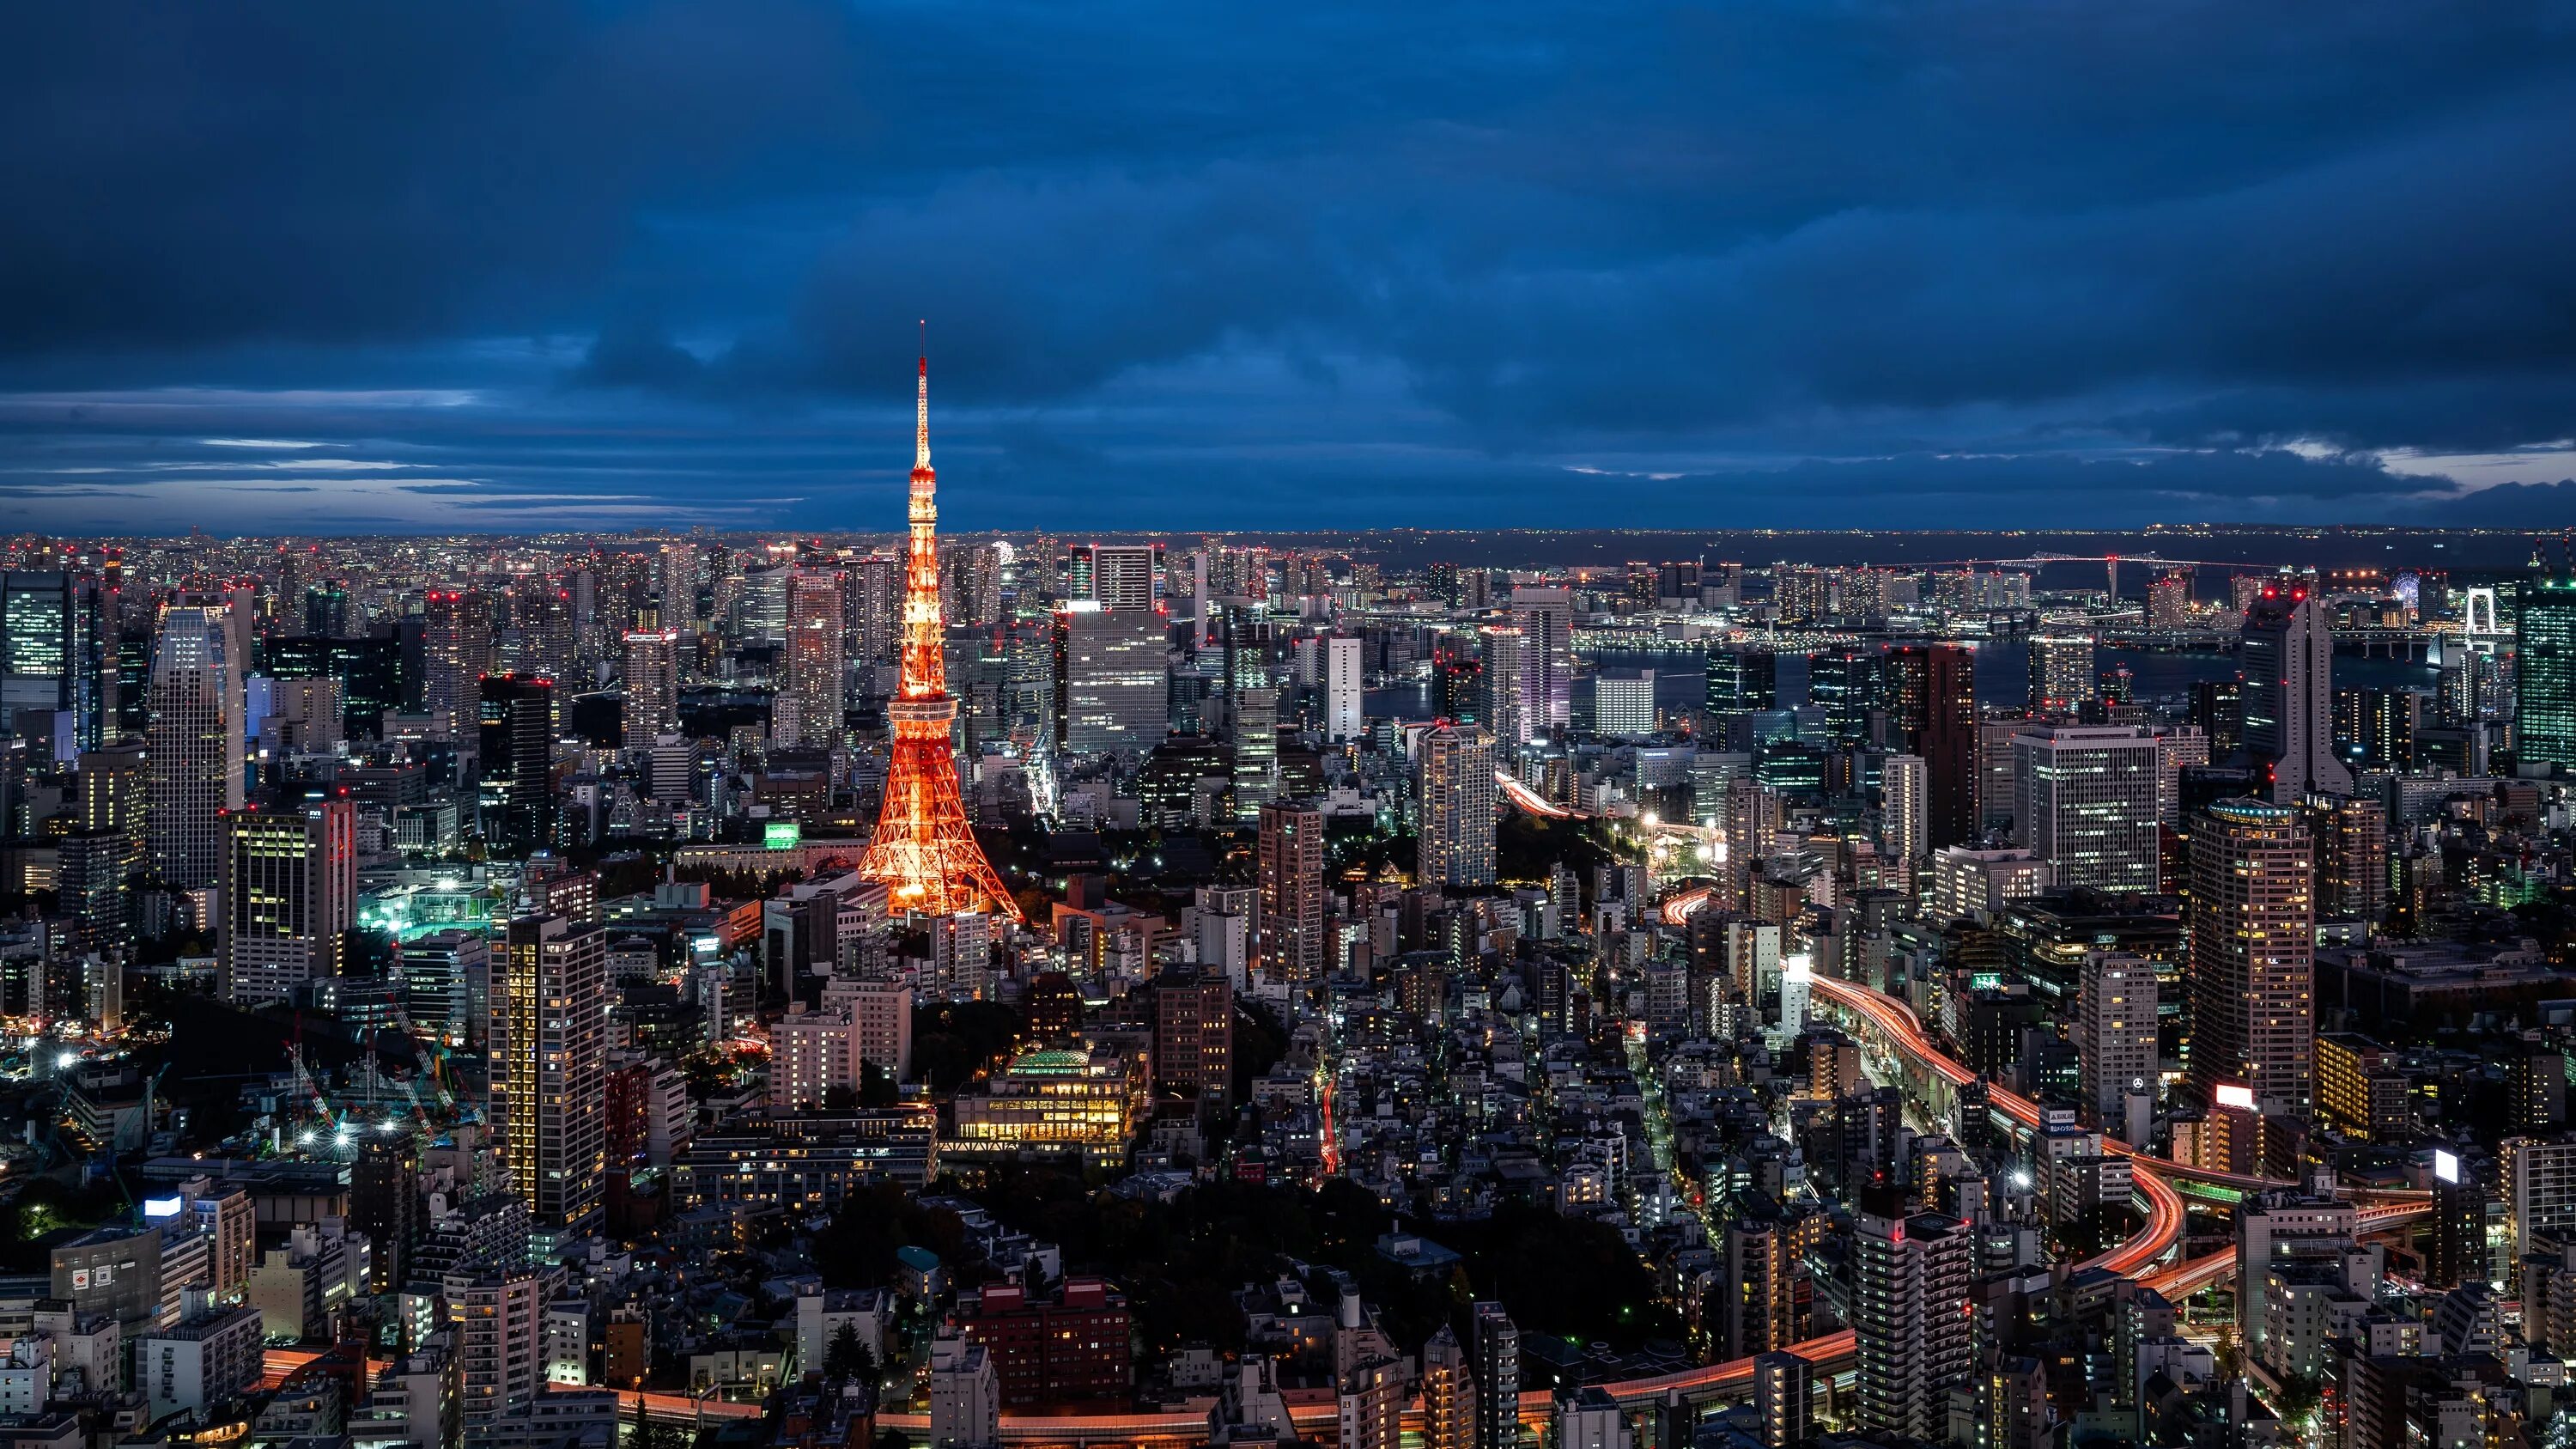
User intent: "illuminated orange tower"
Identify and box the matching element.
[858,356,1022,922]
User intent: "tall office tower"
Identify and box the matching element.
[2025,634,2096,712]
[2190,678,2245,758]
[219,799,355,1006]
[2,570,108,752]
[846,554,902,666]
[422,590,492,745]
[351,1139,417,1292]
[620,630,679,753]
[1067,544,1162,611]
[1880,754,1928,866]
[1508,587,1572,734]
[1883,643,1978,847]
[459,1267,552,1427]
[477,674,556,856]
[857,362,1020,920]
[1151,967,1232,1101]
[1807,648,1877,745]
[2332,685,2421,771]
[2077,951,2159,1144]
[1470,1303,1519,1449]
[1852,1194,1973,1440]
[1420,1325,1477,1449]
[1418,723,1498,887]
[2010,724,2161,893]
[1325,634,1363,743]
[1753,1352,1811,1449]
[1052,604,1170,758]
[2240,583,2351,800]
[1431,633,1484,724]
[2234,1193,2357,1363]
[1233,686,1279,817]
[655,541,699,625]
[60,829,136,958]
[2147,569,2193,630]
[1706,645,1778,716]
[1255,801,1327,986]
[1478,625,1527,746]
[498,915,607,1233]
[2188,798,2315,1117]
[2306,793,2388,924]
[146,602,245,892]
[2520,567,2576,770]
[778,568,846,748]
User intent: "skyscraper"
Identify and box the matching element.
[146,602,245,893]
[498,915,607,1233]
[1883,643,1978,847]
[1852,1193,1974,1440]
[2188,798,2314,1117]
[2077,950,2158,1145]
[1324,634,1363,743]
[778,567,846,748]
[1808,647,1876,746]
[219,799,355,1007]
[1,570,110,753]
[422,590,492,746]
[1418,723,1498,887]
[1420,1324,1477,1449]
[2518,569,2576,771]
[1067,543,1161,611]
[2148,568,2194,630]
[2240,584,2351,800]
[2025,634,2096,712]
[1151,968,1233,1103]
[2010,724,2161,893]
[1052,603,1170,758]
[1255,801,1326,986]
[620,630,679,753]
[477,674,556,855]
[1706,645,1777,716]
[1478,625,1526,747]
[1509,588,1571,734]
[1880,753,1927,866]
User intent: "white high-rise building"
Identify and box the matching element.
[2076,951,2158,1145]
[147,602,246,894]
[1325,635,1364,743]
[2241,585,2352,801]
[1419,724,1498,887]
[1510,588,1572,734]
[1070,544,1159,612]
[1479,625,1527,746]
[457,1267,556,1428]
[220,800,356,1007]
[929,1338,1001,1449]
[1880,754,1928,866]
[778,569,846,749]
[622,630,680,754]
[2011,724,2162,894]
[1054,603,1169,759]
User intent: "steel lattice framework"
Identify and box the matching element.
[855,356,1022,922]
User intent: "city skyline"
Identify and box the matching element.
[4,3,2575,532]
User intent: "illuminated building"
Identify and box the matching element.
[1705,645,1777,716]
[2305,792,2387,924]
[1417,723,1497,887]
[1150,966,1232,1102]
[2315,1032,2409,1142]
[1066,543,1161,610]
[1807,648,1876,745]
[147,602,245,894]
[1471,1303,1519,1449]
[960,1278,1133,1408]
[2026,634,2095,712]
[948,1049,1133,1165]
[2186,798,2313,1117]
[2009,724,2161,894]
[1325,633,1363,742]
[2075,951,2157,1145]
[1051,602,1169,758]
[620,630,679,753]
[1256,801,1326,986]
[2519,568,2576,770]
[777,568,845,749]
[1851,1191,1973,1440]
[422,590,491,746]
[498,915,607,1233]
[1420,1325,1476,1449]
[671,1107,939,1206]
[2240,584,2350,799]
[856,358,1020,922]
[1881,643,1977,846]
[1753,1352,1810,1449]
[2148,568,2194,630]
[1478,625,1526,746]
[1431,632,1482,724]
[1508,587,1571,733]
[219,800,355,1007]
[1,570,109,753]
[476,673,555,855]
[1593,668,1656,736]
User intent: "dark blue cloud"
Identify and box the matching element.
[2,0,2573,530]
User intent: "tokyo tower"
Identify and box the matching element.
[856,356,1023,922]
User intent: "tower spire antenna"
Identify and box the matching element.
[915,321,931,473]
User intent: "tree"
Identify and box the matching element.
[823,1321,876,1383]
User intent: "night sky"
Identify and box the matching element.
[3,2,2574,534]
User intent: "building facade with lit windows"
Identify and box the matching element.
[219,799,355,1007]
[2186,798,2315,1117]
[948,1049,1133,1166]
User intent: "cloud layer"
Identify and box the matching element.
[2,0,2573,531]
